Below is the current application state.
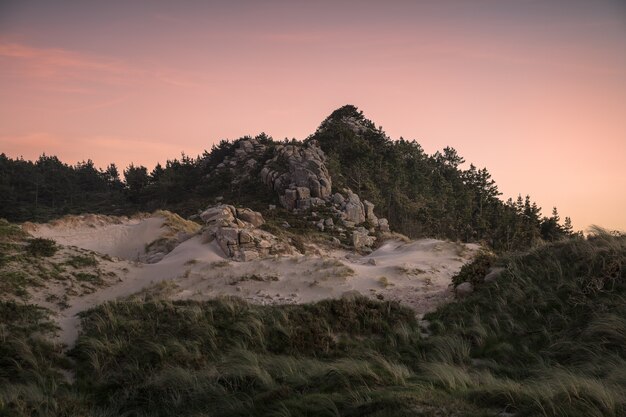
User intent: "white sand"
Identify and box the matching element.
[26,215,166,261]
[26,216,479,348]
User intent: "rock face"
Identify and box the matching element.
[343,189,366,224]
[260,141,332,210]
[212,136,268,180]
[200,204,292,261]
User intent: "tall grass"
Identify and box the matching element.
[2,230,625,416]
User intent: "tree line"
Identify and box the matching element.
[0,106,575,251]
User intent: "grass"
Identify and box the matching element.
[65,254,99,268]
[2,228,625,416]
[228,274,280,285]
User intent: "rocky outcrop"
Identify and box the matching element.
[200,204,292,261]
[343,189,366,224]
[260,141,332,210]
[214,137,268,178]
[352,227,376,250]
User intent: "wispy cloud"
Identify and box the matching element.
[0,39,208,89]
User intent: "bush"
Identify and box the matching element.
[451,251,495,287]
[26,238,58,257]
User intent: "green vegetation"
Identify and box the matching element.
[0,302,80,416]
[311,105,575,251]
[65,254,99,268]
[0,106,575,252]
[451,251,496,287]
[26,238,58,257]
[2,228,622,417]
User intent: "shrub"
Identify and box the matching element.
[451,251,495,287]
[26,238,58,257]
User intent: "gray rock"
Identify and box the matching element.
[324,218,334,227]
[455,282,474,298]
[484,267,505,283]
[200,205,236,225]
[332,193,345,205]
[342,220,356,228]
[297,198,311,210]
[352,230,376,249]
[236,208,265,227]
[343,189,366,224]
[363,200,377,222]
[378,218,390,232]
[296,186,311,199]
[260,141,332,210]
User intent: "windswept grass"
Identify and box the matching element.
[2,229,625,416]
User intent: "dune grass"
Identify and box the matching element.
[2,230,625,416]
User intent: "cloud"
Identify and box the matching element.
[0,39,208,89]
[0,40,134,84]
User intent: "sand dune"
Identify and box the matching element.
[26,215,479,347]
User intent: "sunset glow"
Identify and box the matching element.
[1,0,625,231]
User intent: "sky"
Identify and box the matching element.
[1,0,625,232]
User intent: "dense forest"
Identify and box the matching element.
[0,105,574,251]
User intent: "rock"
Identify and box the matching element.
[366,258,377,266]
[296,186,311,199]
[200,204,295,262]
[343,189,366,224]
[200,204,236,225]
[236,208,265,227]
[332,193,345,205]
[484,267,505,283]
[363,200,377,222]
[455,282,474,298]
[238,230,253,244]
[378,218,390,232]
[282,189,298,210]
[268,204,276,210]
[331,237,341,245]
[281,221,291,228]
[260,141,332,210]
[316,220,325,231]
[239,250,259,262]
[342,220,356,228]
[352,230,376,249]
[297,198,311,210]
[310,197,325,207]
[324,218,334,227]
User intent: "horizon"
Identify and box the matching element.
[1,0,625,232]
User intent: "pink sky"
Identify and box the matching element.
[1,1,625,232]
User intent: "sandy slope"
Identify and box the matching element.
[26,215,479,348]
[25,215,166,261]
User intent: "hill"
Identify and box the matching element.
[0,105,574,251]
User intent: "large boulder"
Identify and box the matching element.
[200,204,291,261]
[261,141,332,210]
[343,189,366,224]
[363,200,377,223]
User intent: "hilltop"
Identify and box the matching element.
[1,105,612,417]
[0,105,575,251]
